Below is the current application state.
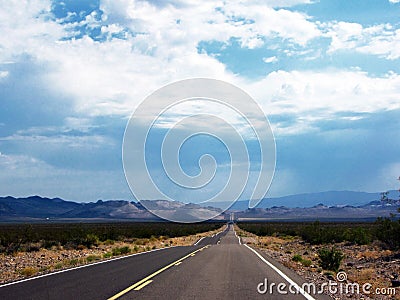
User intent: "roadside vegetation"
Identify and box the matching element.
[0,222,223,254]
[238,217,400,250]
[0,222,225,283]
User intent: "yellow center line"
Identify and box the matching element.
[174,262,182,266]
[107,245,208,300]
[133,280,153,291]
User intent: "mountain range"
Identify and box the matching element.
[0,190,399,222]
[206,190,399,210]
[0,196,223,222]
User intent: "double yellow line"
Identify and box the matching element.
[108,245,209,300]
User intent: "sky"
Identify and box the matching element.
[0,0,399,203]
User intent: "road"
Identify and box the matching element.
[0,224,331,299]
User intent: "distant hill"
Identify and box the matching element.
[235,201,400,221]
[207,190,398,210]
[0,196,223,222]
[0,196,81,218]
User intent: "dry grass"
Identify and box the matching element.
[19,267,37,277]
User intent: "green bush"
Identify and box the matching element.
[292,254,303,262]
[112,247,121,256]
[318,247,344,272]
[54,263,63,269]
[301,259,312,267]
[292,254,312,267]
[119,246,131,254]
[82,234,99,248]
[112,246,131,256]
[374,217,400,250]
[68,259,79,266]
[86,255,101,262]
[345,227,372,245]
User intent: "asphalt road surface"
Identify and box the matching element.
[0,225,331,300]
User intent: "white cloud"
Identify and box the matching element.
[1,0,399,137]
[262,0,315,7]
[0,70,8,79]
[0,153,48,173]
[327,21,364,53]
[0,1,63,62]
[243,69,400,134]
[326,21,400,60]
[356,28,400,60]
[0,0,323,120]
[263,56,278,63]
[389,0,400,3]
[57,0,321,116]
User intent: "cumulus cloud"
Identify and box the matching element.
[247,69,400,113]
[0,0,324,117]
[0,0,399,134]
[0,1,63,62]
[326,21,400,60]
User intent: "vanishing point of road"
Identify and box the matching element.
[0,224,331,299]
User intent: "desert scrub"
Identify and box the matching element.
[292,254,312,267]
[292,254,303,262]
[54,262,63,269]
[237,221,382,246]
[86,255,101,262]
[0,222,223,254]
[104,239,115,245]
[20,267,37,277]
[301,259,312,267]
[68,259,79,266]
[112,246,131,256]
[318,247,344,272]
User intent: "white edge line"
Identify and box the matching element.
[233,229,242,245]
[194,237,205,246]
[0,245,179,288]
[244,244,315,300]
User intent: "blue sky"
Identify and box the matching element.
[0,0,399,202]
